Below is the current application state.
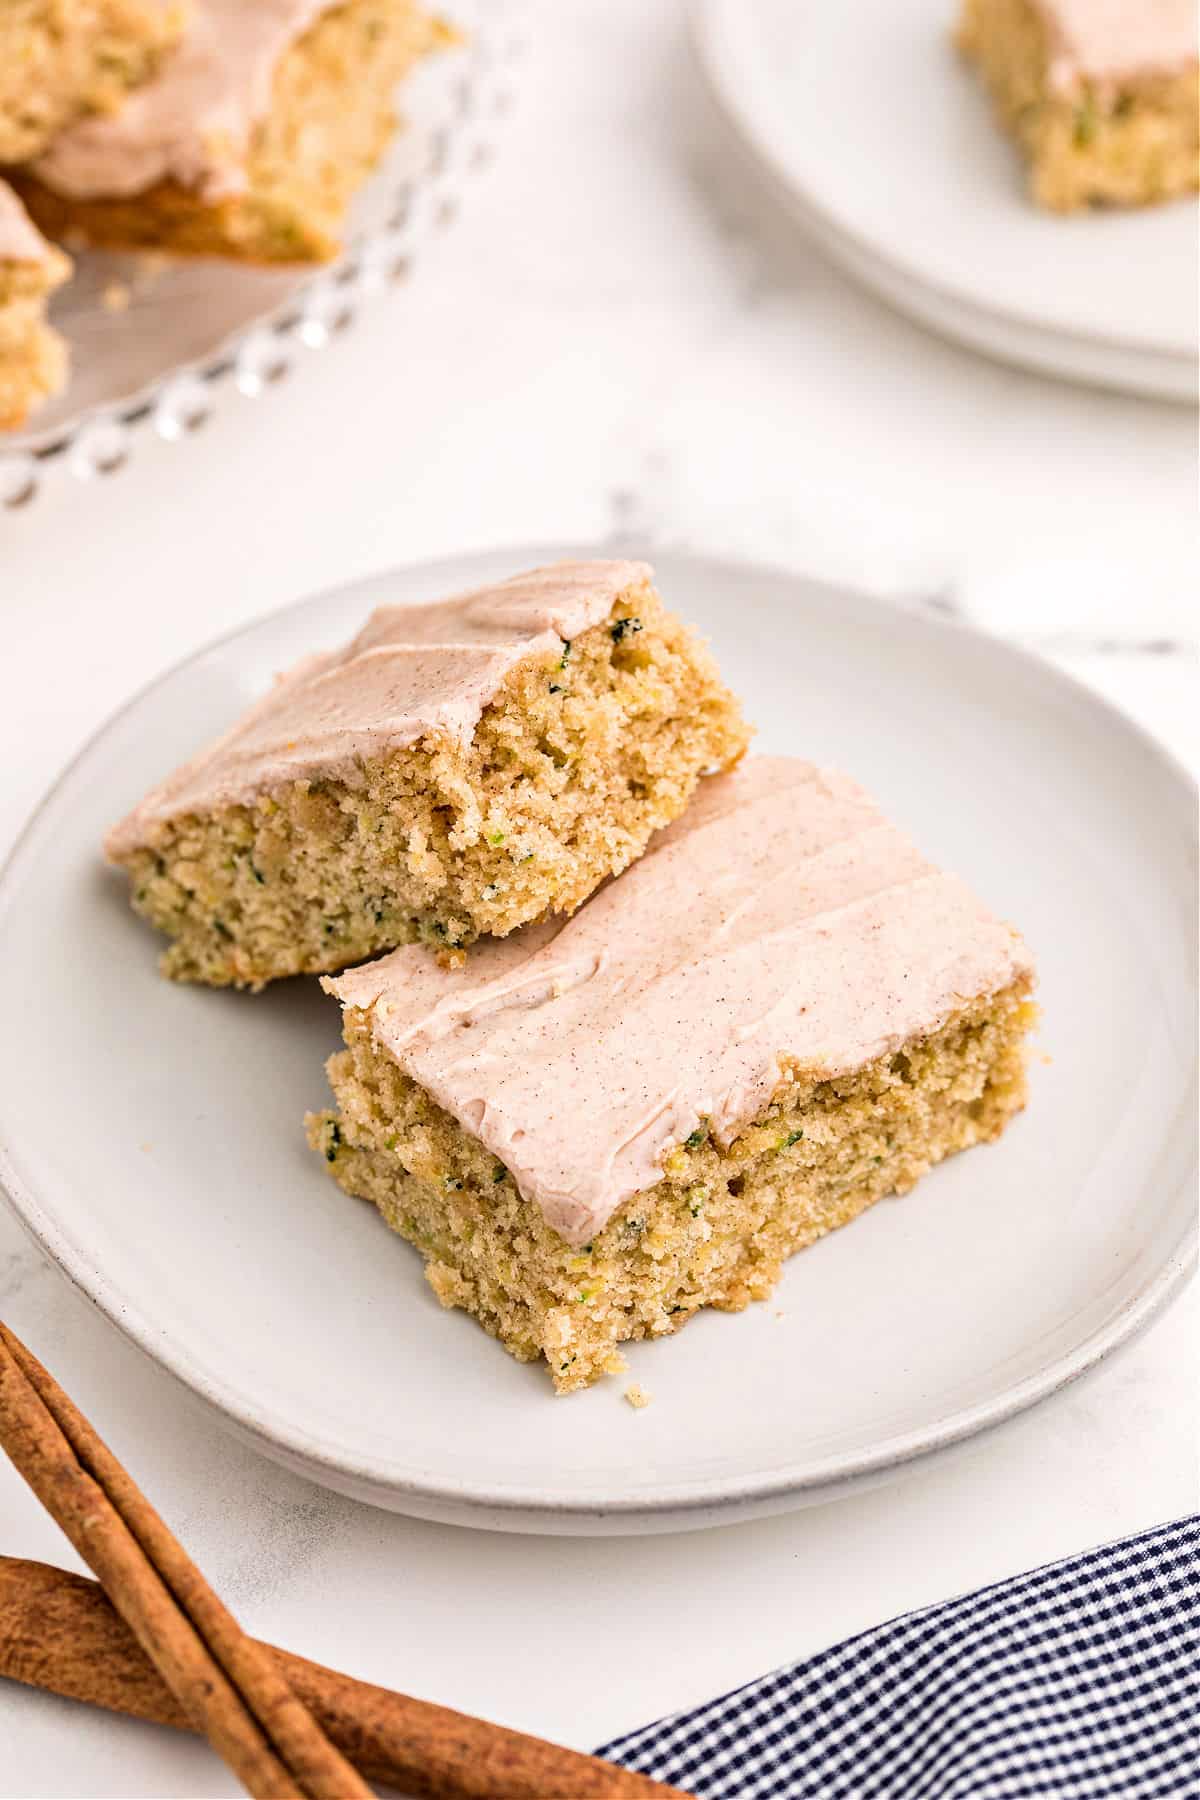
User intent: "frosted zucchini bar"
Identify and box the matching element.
[309,757,1037,1393]
[10,0,454,263]
[0,179,69,430]
[106,560,750,988]
[957,0,1199,210]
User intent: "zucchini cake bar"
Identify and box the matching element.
[309,757,1037,1393]
[11,0,453,263]
[957,0,1199,210]
[0,179,70,429]
[106,560,749,988]
[0,0,185,165]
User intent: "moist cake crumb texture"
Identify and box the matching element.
[957,0,1199,209]
[309,756,1037,1392]
[106,560,750,987]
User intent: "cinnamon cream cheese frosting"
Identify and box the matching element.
[1036,0,1197,90]
[105,560,652,857]
[326,757,1035,1248]
[33,0,334,201]
[0,180,54,264]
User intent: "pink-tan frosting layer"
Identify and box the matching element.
[1037,0,1197,90]
[105,560,652,858]
[0,179,54,265]
[326,758,1034,1248]
[33,0,334,201]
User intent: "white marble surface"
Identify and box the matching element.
[1,3,1196,1794]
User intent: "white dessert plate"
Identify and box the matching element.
[0,546,1194,1534]
[691,0,1199,401]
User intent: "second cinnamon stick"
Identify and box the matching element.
[0,1557,686,1799]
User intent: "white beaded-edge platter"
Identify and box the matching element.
[692,0,1199,402]
[0,0,525,508]
[0,546,1194,1534]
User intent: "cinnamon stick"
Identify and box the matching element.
[0,1557,684,1799]
[0,1321,371,1799]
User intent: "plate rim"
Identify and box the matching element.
[0,541,1195,1527]
[689,0,1199,397]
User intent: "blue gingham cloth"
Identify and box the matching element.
[598,1515,1198,1799]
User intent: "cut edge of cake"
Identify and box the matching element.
[309,978,1036,1393]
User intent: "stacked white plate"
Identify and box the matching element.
[692,0,1199,401]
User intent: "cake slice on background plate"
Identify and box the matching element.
[309,756,1037,1393]
[957,0,1199,210]
[106,560,750,987]
[10,0,455,263]
[0,0,186,164]
[0,179,70,429]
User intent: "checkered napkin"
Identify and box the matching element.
[597,1515,1198,1800]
